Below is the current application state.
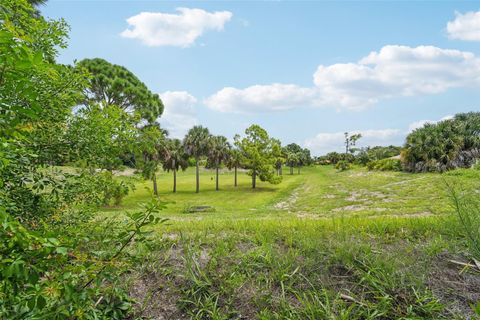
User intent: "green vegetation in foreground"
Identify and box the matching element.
[104,166,480,319]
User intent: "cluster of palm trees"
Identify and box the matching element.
[280,143,313,175]
[183,126,233,193]
[403,112,480,172]
[138,125,313,195]
[140,125,243,194]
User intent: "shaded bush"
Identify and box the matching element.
[63,171,134,206]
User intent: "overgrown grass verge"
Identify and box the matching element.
[124,215,478,319]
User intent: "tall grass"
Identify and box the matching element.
[446,181,480,259]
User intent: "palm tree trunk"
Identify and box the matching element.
[252,170,256,189]
[173,159,177,193]
[216,165,219,191]
[152,173,158,196]
[234,165,237,187]
[195,157,199,193]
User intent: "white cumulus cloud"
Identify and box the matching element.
[206,45,480,113]
[204,84,318,113]
[304,129,402,155]
[121,8,232,47]
[407,115,454,132]
[158,91,198,138]
[447,11,480,41]
[315,45,480,109]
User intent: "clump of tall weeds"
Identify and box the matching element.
[446,181,480,260]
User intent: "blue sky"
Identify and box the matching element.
[42,1,480,155]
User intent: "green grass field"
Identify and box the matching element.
[103,166,480,319]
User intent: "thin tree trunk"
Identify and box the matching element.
[216,163,219,191]
[298,166,300,174]
[280,164,282,176]
[252,170,256,189]
[153,173,158,196]
[234,165,237,187]
[195,157,199,193]
[173,159,176,193]
[290,166,293,175]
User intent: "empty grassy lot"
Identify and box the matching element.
[102,166,480,319]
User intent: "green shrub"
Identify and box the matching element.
[367,158,402,171]
[63,171,134,207]
[0,200,165,319]
[335,160,351,171]
[355,145,402,165]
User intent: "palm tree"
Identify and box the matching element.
[227,148,242,187]
[137,125,165,196]
[275,158,284,176]
[285,151,299,175]
[162,139,189,192]
[27,0,47,17]
[27,0,47,4]
[183,126,210,193]
[208,135,231,191]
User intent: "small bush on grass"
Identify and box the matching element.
[367,158,402,171]
[335,160,352,172]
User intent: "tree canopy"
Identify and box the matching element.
[235,124,282,188]
[77,58,164,123]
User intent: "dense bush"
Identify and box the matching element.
[317,152,354,165]
[355,145,402,165]
[0,199,164,319]
[335,160,352,171]
[317,146,401,167]
[367,158,402,171]
[0,0,162,317]
[403,112,480,172]
[64,171,134,206]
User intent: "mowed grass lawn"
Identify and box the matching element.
[101,166,480,319]
[104,165,460,219]
[102,166,305,219]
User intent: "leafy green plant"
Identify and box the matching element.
[0,199,166,319]
[62,171,134,207]
[335,160,351,172]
